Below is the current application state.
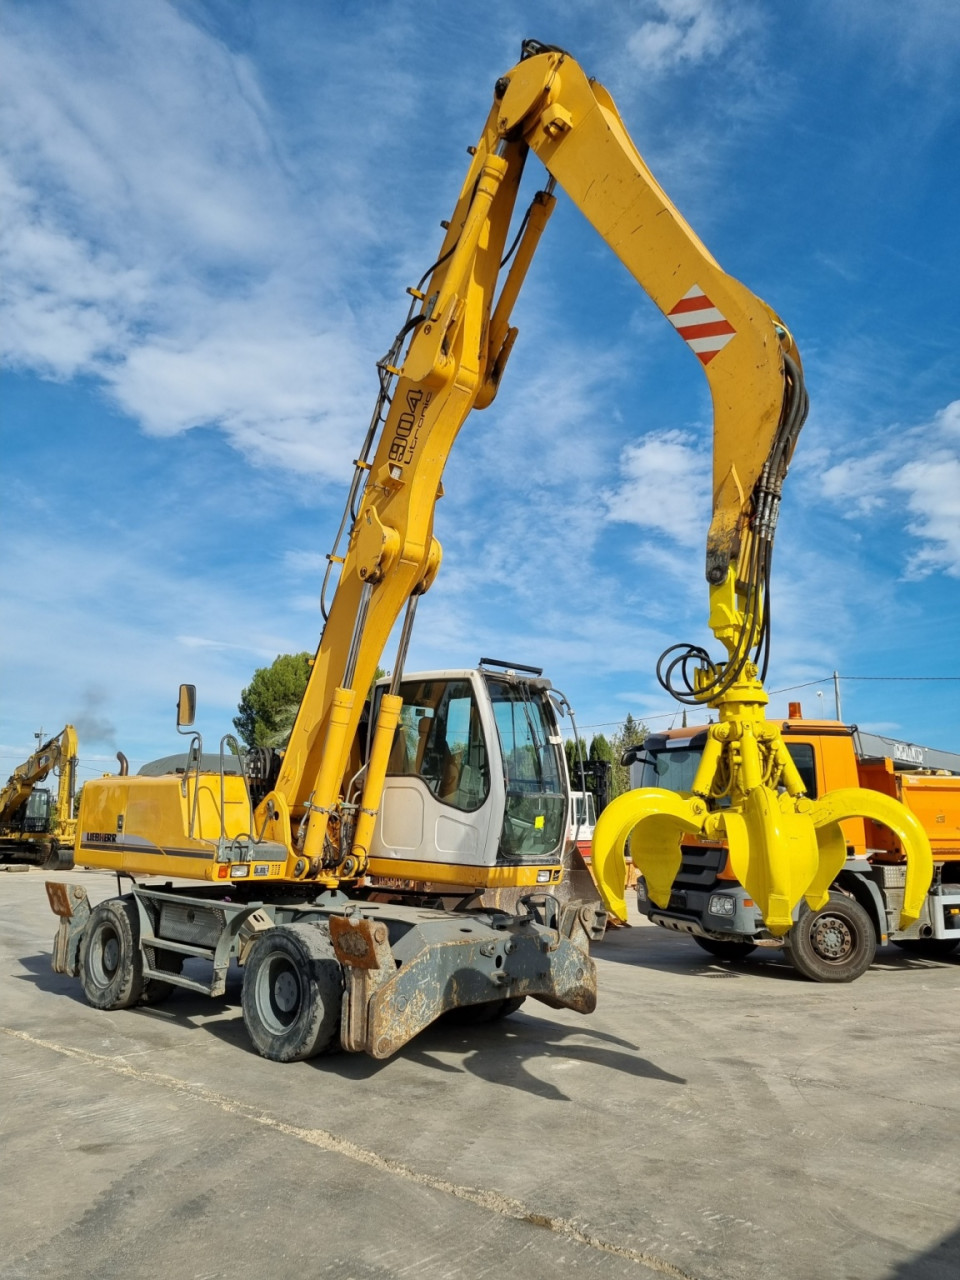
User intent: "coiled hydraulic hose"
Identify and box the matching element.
[657,353,808,706]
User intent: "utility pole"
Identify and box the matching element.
[833,671,842,722]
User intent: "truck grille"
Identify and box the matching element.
[674,844,727,890]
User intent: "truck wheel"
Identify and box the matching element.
[692,936,757,962]
[783,892,876,983]
[79,898,144,1010]
[892,937,959,959]
[241,924,343,1062]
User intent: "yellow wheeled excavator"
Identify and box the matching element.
[48,39,932,1060]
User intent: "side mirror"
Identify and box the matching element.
[177,684,197,729]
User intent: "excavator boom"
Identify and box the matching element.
[268,41,806,893]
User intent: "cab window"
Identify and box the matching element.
[385,678,489,812]
[785,742,818,798]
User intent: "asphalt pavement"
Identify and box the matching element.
[2,866,958,1280]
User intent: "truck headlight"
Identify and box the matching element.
[708,893,736,917]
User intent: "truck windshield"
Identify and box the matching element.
[485,677,566,860]
[637,747,703,793]
[638,741,819,799]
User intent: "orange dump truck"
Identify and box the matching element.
[627,713,960,981]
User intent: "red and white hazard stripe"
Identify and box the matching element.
[667,286,736,366]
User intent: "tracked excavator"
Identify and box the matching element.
[47,40,932,1060]
[1,726,77,866]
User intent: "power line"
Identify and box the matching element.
[839,675,960,681]
[1,675,955,761]
[574,673,959,733]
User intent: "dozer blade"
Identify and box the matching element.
[591,788,706,922]
[809,787,934,928]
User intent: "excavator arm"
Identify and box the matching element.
[259,40,930,929]
[0,726,78,830]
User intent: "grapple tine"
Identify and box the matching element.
[722,792,819,936]
[806,821,848,912]
[810,788,934,928]
[591,789,705,922]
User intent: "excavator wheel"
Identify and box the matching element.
[139,947,184,1006]
[783,892,877,983]
[79,897,144,1010]
[241,923,344,1062]
[692,936,758,962]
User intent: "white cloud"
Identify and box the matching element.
[603,429,711,549]
[0,163,150,378]
[0,1,385,477]
[109,316,371,476]
[626,1,754,74]
[820,401,960,579]
[893,454,960,580]
[932,400,960,439]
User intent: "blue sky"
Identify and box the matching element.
[1,0,958,789]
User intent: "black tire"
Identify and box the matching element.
[445,996,526,1024]
[241,923,344,1062]
[692,936,758,962]
[784,892,877,983]
[79,897,144,1010]
[140,948,184,1006]
[892,937,959,959]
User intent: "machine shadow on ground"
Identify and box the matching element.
[592,928,959,982]
[15,947,687,1098]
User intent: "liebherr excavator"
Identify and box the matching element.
[48,40,932,1060]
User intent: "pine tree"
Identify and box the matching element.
[609,713,648,797]
[233,652,313,749]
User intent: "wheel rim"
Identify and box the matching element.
[90,923,121,988]
[255,951,302,1034]
[810,914,855,963]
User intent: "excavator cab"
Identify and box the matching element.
[18,788,52,834]
[367,663,568,887]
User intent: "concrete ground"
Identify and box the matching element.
[1,867,958,1280]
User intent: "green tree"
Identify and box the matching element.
[234,653,312,749]
[234,654,387,750]
[609,713,647,797]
